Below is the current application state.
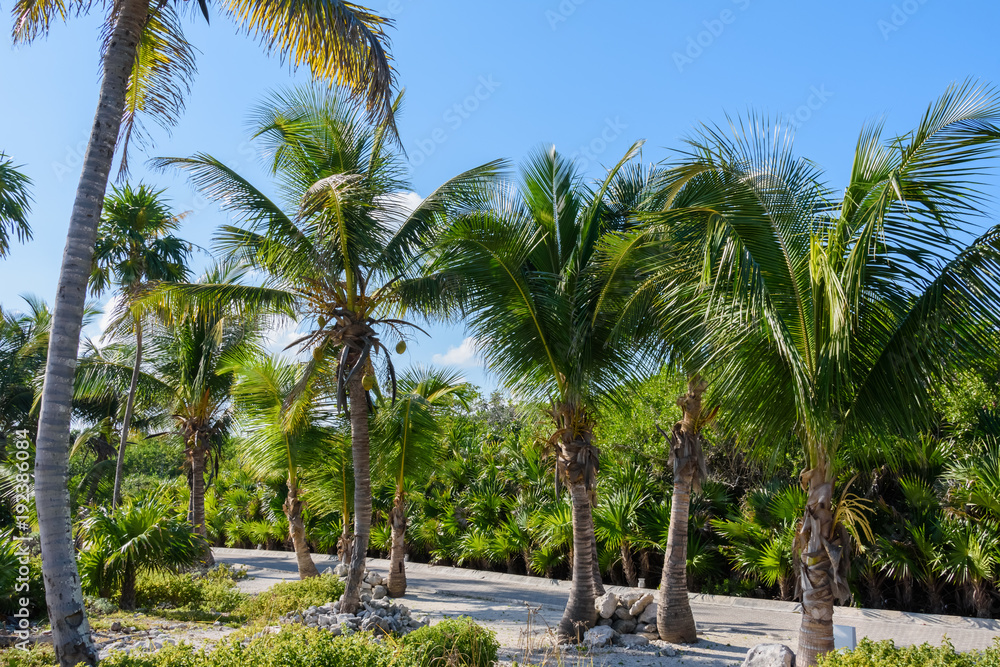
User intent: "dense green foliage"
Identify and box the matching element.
[238,574,346,622]
[817,638,1000,667]
[0,621,497,667]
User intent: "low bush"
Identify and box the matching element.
[239,574,344,621]
[396,617,499,667]
[817,638,1000,667]
[134,565,247,614]
[0,645,56,667]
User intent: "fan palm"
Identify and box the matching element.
[156,85,501,612]
[90,182,191,507]
[231,353,336,578]
[78,492,205,610]
[412,143,665,640]
[17,1,397,661]
[371,365,469,597]
[624,81,1000,664]
[593,483,647,587]
[0,152,31,258]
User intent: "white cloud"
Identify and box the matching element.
[431,337,481,367]
[374,191,424,228]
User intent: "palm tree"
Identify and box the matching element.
[371,366,469,596]
[0,152,32,258]
[630,81,1000,664]
[145,265,267,551]
[91,182,191,507]
[78,492,205,609]
[231,353,336,578]
[15,0,397,660]
[412,144,665,641]
[652,375,714,642]
[593,483,646,587]
[156,85,501,612]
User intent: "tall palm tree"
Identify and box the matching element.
[145,264,268,550]
[231,353,335,578]
[371,366,469,597]
[412,144,664,641]
[91,182,190,507]
[631,81,1000,664]
[0,152,32,258]
[15,0,397,660]
[156,85,502,612]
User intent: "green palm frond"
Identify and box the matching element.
[115,4,197,175]
[0,153,32,257]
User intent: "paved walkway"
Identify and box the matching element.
[214,547,1000,652]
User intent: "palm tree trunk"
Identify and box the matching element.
[620,539,638,588]
[112,319,142,507]
[340,368,372,614]
[33,0,149,662]
[189,439,214,564]
[557,479,598,642]
[656,467,697,642]
[386,489,407,597]
[796,467,837,666]
[119,563,137,611]
[656,376,708,644]
[591,529,605,595]
[285,476,319,578]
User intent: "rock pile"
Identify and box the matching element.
[583,590,662,648]
[280,568,427,637]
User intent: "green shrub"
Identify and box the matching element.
[96,622,497,667]
[239,574,344,621]
[0,539,46,621]
[134,567,247,613]
[817,638,1000,667]
[396,617,499,667]
[0,645,57,667]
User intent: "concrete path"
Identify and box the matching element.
[214,547,1000,652]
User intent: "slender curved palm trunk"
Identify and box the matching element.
[112,319,142,507]
[557,479,599,642]
[796,466,836,665]
[341,368,372,613]
[386,489,407,597]
[657,469,696,642]
[285,476,319,578]
[657,376,709,644]
[33,0,148,662]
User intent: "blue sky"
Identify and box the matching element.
[2,0,999,392]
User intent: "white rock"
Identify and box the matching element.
[613,606,634,621]
[618,633,650,647]
[334,564,349,577]
[322,567,334,576]
[741,643,796,667]
[595,592,618,619]
[583,625,616,648]
[638,601,658,625]
[628,593,654,616]
[372,585,388,600]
